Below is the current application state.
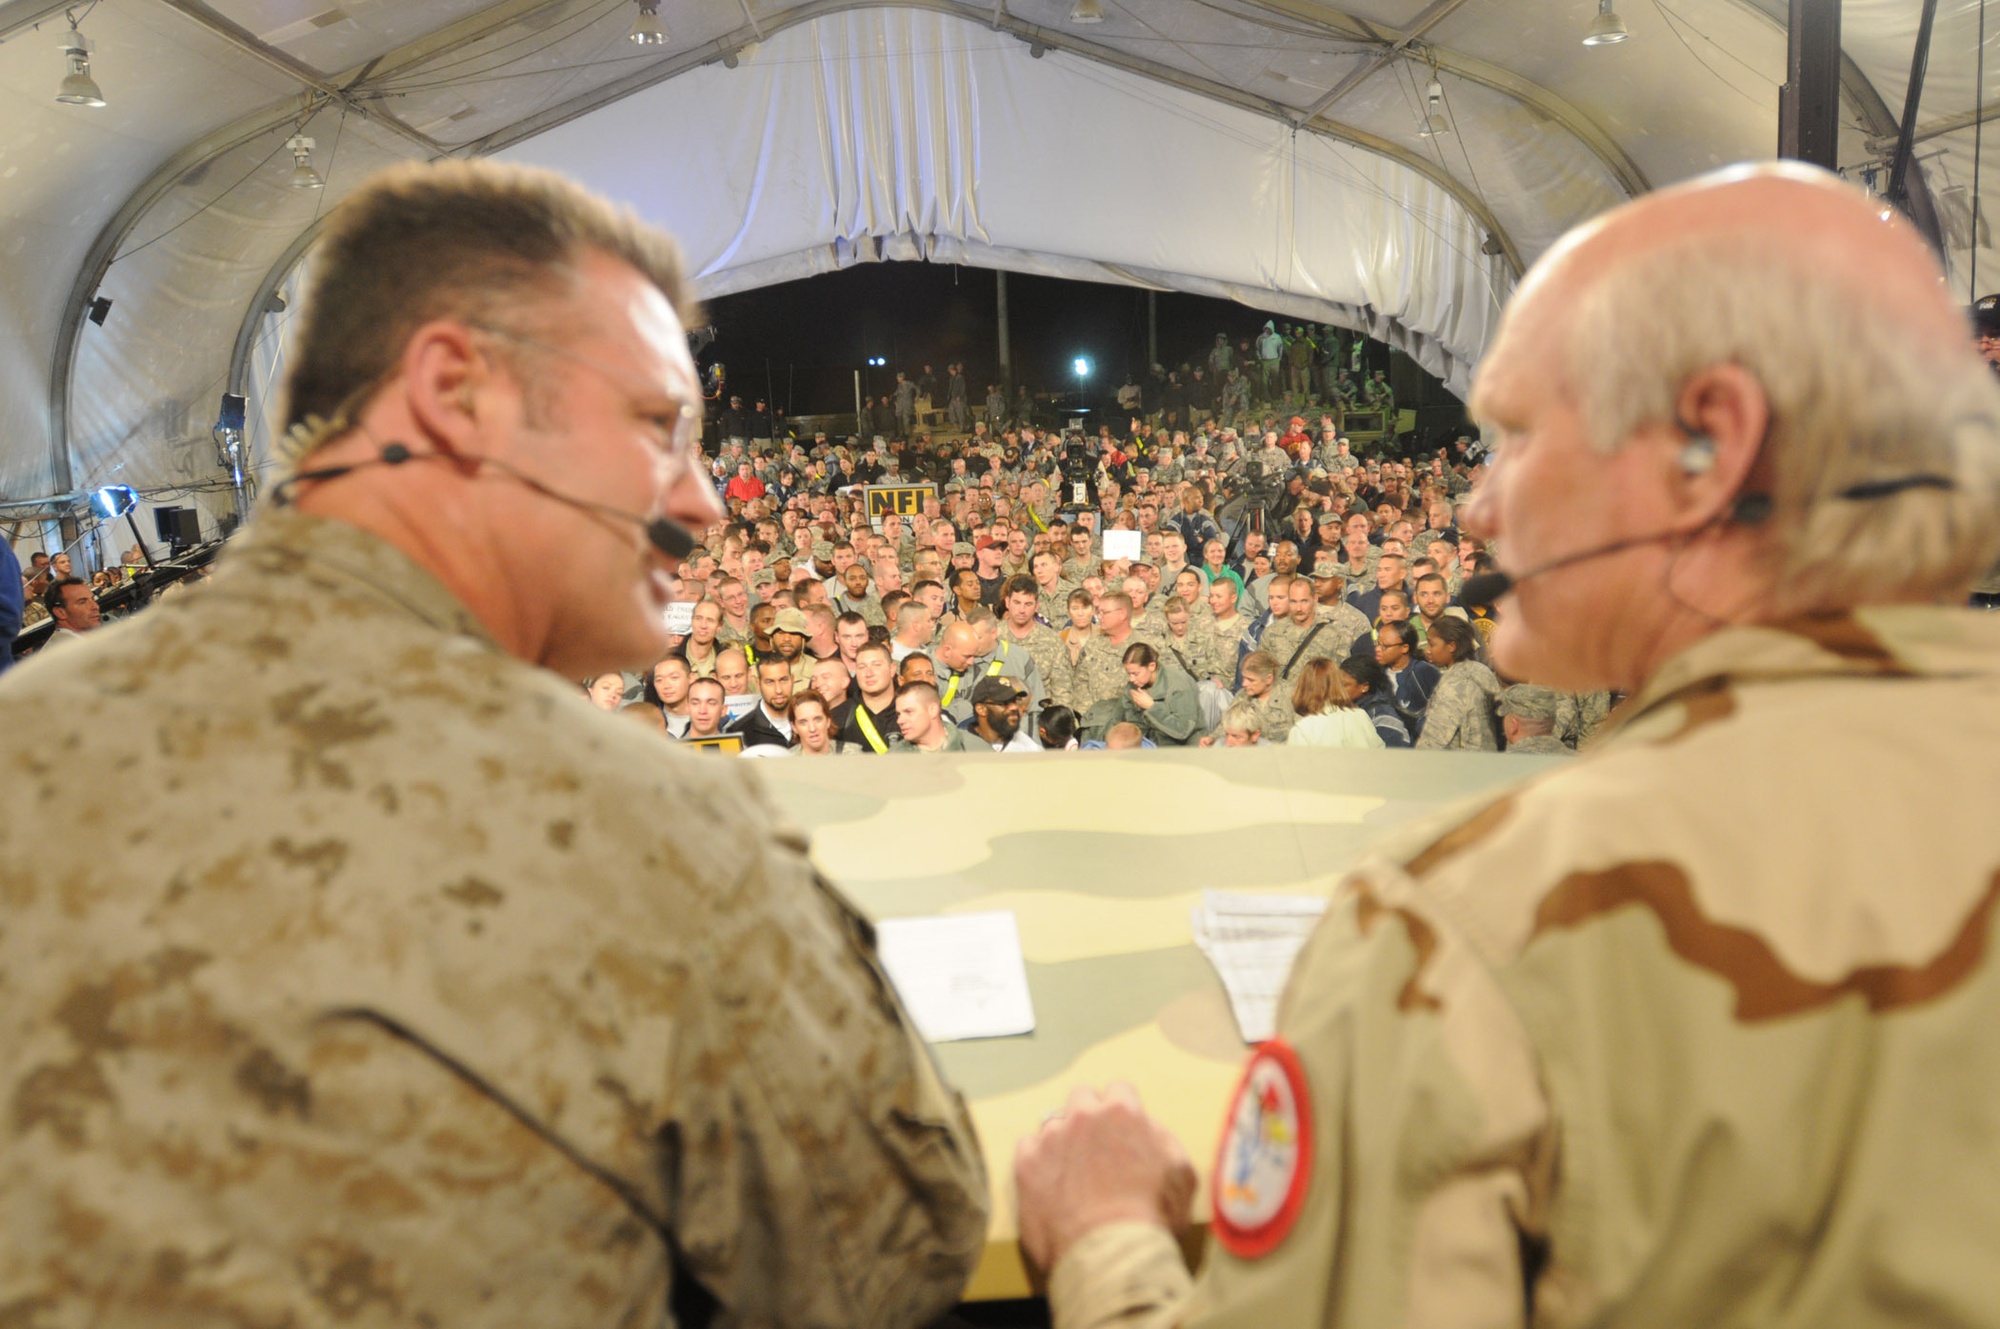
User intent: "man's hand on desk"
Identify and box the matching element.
[1014,1082,1197,1276]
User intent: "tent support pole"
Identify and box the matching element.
[996,271,1013,396]
[1778,0,1841,168]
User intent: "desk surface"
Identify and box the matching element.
[757,745,1553,1299]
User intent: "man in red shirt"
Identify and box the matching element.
[724,461,766,504]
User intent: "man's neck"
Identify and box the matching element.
[1007,619,1037,638]
[915,726,949,751]
[1105,625,1131,645]
[862,686,895,712]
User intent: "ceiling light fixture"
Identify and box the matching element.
[55,13,105,108]
[1418,75,1452,138]
[629,0,668,46]
[286,135,324,191]
[1070,0,1105,24]
[1582,0,1630,46]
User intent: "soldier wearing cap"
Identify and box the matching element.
[1497,683,1570,756]
[1973,293,2000,374]
[0,160,985,1326]
[768,605,815,688]
[1016,165,2000,1328]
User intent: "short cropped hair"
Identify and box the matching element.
[283,159,697,442]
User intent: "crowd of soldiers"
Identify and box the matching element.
[618,387,1611,757]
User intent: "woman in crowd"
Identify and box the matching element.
[790,693,846,755]
[1414,614,1501,751]
[1283,657,1383,749]
[583,672,626,714]
[1060,586,1097,667]
[1037,704,1080,752]
[1335,654,1413,748]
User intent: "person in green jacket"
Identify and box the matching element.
[1090,641,1201,746]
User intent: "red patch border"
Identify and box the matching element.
[1210,1037,1313,1259]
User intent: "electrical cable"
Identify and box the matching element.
[111,101,328,266]
[365,0,626,92]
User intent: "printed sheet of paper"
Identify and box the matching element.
[1192,891,1328,1044]
[875,911,1037,1043]
[1101,528,1142,560]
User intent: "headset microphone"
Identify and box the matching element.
[270,442,699,560]
[1462,471,1954,607]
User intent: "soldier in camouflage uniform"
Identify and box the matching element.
[1202,650,1293,745]
[1000,576,1068,711]
[1497,683,1571,756]
[1014,165,2000,1329]
[1064,592,1144,717]
[1554,687,1615,749]
[1031,549,1079,627]
[1256,575,1370,711]
[0,161,987,1327]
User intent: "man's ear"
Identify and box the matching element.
[1667,363,1771,533]
[400,321,491,461]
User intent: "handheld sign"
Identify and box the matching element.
[864,484,936,529]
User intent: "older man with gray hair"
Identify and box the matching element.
[1017,164,2000,1328]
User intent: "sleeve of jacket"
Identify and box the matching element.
[1143,676,1202,745]
[1048,864,1551,1329]
[664,777,990,1326]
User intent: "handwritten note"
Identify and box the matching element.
[875,911,1037,1043]
[1102,528,1142,560]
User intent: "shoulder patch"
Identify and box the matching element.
[1211,1038,1312,1259]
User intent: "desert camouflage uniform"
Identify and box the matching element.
[1050,606,2000,1328]
[1128,608,1174,652]
[0,509,987,1327]
[1505,733,1571,756]
[716,616,753,649]
[1258,603,1370,709]
[1555,689,1616,750]
[1413,658,1503,751]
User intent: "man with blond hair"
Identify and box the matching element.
[0,160,985,1325]
[1017,165,2000,1327]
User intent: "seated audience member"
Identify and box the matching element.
[893,681,971,752]
[1036,704,1081,752]
[1283,657,1384,748]
[1089,642,1201,746]
[713,644,755,718]
[728,656,799,749]
[969,676,1041,752]
[1414,613,1500,750]
[839,641,900,753]
[1217,699,1263,747]
[790,692,853,755]
[1498,684,1573,757]
[40,577,102,647]
[1101,722,1148,750]
[682,676,730,740]
[584,671,626,713]
[629,655,694,738]
[1337,653,1413,748]
[898,652,937,689]
[1372,619,1439,732]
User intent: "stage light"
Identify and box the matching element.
[1418,77,1451,138]
[55,20,105,108]
[629,0,668,46]
[1073,357,1092,379]
[1583,0,1630,46]
[89,485,138,520]
[286,135,323,190]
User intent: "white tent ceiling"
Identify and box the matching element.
[1,0,1993,530]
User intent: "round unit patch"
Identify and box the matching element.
[1211,1038,1313,1259]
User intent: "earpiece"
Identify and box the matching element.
[1678,428,1716,476]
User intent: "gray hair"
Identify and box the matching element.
[1565,229,2000,614]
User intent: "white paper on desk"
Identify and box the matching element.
[1102,528,1142,560]
[875,911,1037,1043]
[1192,891,1328,1044]
[662,601,694,635]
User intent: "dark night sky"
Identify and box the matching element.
[700,261,1408,419]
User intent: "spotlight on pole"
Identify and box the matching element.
[629,0,668,46]
[1073,356,1092,379]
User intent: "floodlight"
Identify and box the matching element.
[286,135,323,191]
[629,0,668,46]
[1073,357,1092,378]
[89,485,137,520]
[1070,0,1105,23]
[55,25,104,107]
[1582,0,1630,46]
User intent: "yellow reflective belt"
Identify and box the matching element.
[854,704,889,753]
[1029,506,1048,533]
[941,673,963,708]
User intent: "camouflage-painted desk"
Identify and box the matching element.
[758,745,1554,1300]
